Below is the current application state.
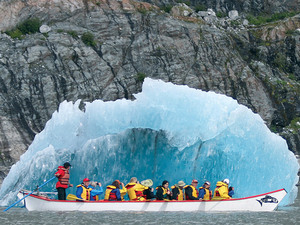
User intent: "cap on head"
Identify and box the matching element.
[177,181,186,187]
[192,179,198,184]
[223,179,229,185]
[204,181,211,186]
[63,162,71,168]
[83,178,90,182]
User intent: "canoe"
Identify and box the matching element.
[17,188,287,212]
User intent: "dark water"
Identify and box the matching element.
[0,194,299,225]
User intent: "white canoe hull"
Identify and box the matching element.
[17,189,287,212]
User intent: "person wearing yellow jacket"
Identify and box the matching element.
[198,181,212,200]
[156,180,172,200]
[171,181,185,200]
[212,179,232,200]
[76,178,93,200]
[125,177,148,201]
[184,179,199,200]
[104,180,123,201]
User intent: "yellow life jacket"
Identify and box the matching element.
[212,181,231,200]
[171,185,184,201]
[76,184,92,200]
[199,187,212,200]
[156,186,170,200]
[104,185,116,200]
[184,185,198,199]
[125,183,137,200]
[125,183,147,201]
[135,184,148,201]
[120,186,127,201]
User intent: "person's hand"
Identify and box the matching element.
[121,182,124,187]
[151,188,154,192]
[98,182,102,187]
[69,184,73,187]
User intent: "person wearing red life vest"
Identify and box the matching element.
[54,162,73,200]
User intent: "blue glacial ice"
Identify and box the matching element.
[0,78,298,206]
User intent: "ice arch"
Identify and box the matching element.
[0,78,298,206]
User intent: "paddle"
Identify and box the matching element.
[67,194,86,201]
[3,176,56,212]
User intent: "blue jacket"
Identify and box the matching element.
[76,184,92,200]
[76,186,83,199]
[88,185,104,201]
[198,187,206,199]
[198,186,211,199]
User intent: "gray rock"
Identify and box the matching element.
[171,3,193,17]
[207,8,216,17]
[39,25,51,33]
[136,0,300,15]
[243,19,249,26]
[228,10,239,20]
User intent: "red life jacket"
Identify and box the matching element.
[55,166,70,189]
[109,191,117,200]
[104,185,118,201]
[215,187,221,196]
[135,191,144,198]
[58,167,70,185]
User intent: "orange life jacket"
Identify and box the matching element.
[58,167,70,185]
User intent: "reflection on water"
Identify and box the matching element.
[0,192,299,225]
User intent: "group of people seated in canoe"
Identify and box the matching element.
[75,177,234,201]
[54,162,234,201]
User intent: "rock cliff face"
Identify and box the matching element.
[0,0,299,185]
[141,0,300,15]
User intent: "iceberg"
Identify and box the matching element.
[0,78,298,206]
